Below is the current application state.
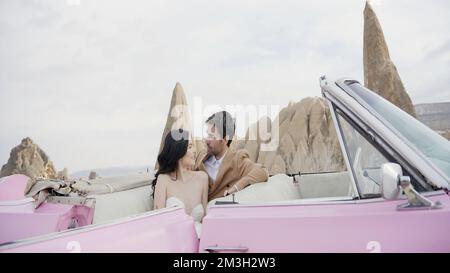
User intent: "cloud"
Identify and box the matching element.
[425,40,450,60]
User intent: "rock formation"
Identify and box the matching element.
[57,167,69,180]
[363,1,416,117]
[232,97,346,175]
[88,171,98,180]
[0,137,57,179]
[156,82,204,169]
[231,116,272,163]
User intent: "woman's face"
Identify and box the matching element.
[179,140,195,170]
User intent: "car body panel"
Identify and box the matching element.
[0,200,94,245]
[0,174,95,244]
[0,174,29,201]
[200,192,450,252]
[0,207,198,253]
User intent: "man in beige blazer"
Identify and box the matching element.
[194,111,269,201]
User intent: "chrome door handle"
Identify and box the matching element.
[204,245,249,253]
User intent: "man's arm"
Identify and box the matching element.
[232,149,269,191]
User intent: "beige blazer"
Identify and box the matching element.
[195,148,269,201]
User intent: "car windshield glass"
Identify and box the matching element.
[337,112,388,198]
[346,82,450,183]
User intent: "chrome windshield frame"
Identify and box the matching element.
[325,98,361,199]
[320,76,446,190]
[335,78,449,187]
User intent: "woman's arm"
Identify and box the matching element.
[153,176,167,210]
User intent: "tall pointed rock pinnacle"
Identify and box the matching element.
[156,82,195,169]
[363,1,416,117]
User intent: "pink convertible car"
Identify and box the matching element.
[1,76,449,253]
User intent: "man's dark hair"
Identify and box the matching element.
[205,111,235,147]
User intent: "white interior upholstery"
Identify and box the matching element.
[89,186,153,224]
[208,171,352,208]
[208,173,301,208]
[85,173,155,224]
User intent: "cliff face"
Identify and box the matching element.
[0,137,57,179]
[363,2,416,117]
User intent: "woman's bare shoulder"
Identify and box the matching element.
[192,171,208,183]
[156,173,171,184]
[193,170,208,178]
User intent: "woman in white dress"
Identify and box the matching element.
[152,129,208,236]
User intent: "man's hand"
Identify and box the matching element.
[223,184,240,196]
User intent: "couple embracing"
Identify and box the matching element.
[152,111,269,235]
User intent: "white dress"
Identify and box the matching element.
[166,197,205,237]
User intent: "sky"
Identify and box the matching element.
[0,0,449,173]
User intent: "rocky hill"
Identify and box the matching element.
[415,102,450,140]
[0,137,58,179]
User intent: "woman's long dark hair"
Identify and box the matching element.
[151,128,190,198]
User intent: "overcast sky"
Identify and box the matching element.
[0,0,449,173]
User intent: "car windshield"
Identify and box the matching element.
[345,82,450,183]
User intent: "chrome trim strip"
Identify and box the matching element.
[325,98,361,199]
[209,196,356,209]
[208,190,448,210]
[0,198,34,206]
[204,245,249,253]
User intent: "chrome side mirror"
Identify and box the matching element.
[381,163,442,210]
[380,163,402,200]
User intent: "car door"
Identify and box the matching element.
[0,207,198,253]
[199,192,450,252]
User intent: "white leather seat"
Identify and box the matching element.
[89,185,153,224]
[83,173,155,224]
[208,171,352,208]
[208,174,301,208]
